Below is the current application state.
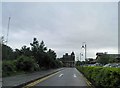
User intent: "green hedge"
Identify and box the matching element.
[2,55,40,77]
[2,60,17,77]
[15,55,40,72]
[76,66,120,88]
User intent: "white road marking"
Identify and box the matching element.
[59,74,63,77]
[74,74,77,78]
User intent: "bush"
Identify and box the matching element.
[33,63,40,71]
[2,60,17,77]
[76,66,120,88]
[55,60,63,68]
[2,55,40,77]
[16,55,39,72]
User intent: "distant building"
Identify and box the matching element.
[96,52,120,63]
[60,52,75,67]
[96,52,105,56]
[87,58,96,64]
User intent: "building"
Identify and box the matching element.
[87,58,96,64]
[96,52,120,63]
[61,52,75,67]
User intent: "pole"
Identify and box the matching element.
[82,42,87,61]
[5,17,11,60]
[6,17,11,45]
[85,44,87,61]
[80,53,81,61]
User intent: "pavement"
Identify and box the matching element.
[2,68,64,88]
[26,68,89,87]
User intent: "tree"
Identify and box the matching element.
[20,45,31,56]
[30,38,47,67]
[2,44,14,60]
[46,49,57,68]
[14,49,22,59]
[39,41,47,52]
[76,61,81,66]
[16,55,38,72]
[47,49,56,60]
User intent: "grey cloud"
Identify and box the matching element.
[2,2,118,60]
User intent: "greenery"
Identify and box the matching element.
[2,37,63,77]
[75,61,86,66]
[2,44,15,60]
[2,60,17,77]
[15,55,39,72]
[76,66,120,88]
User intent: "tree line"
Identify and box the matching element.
[2,38,63,77]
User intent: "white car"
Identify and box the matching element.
[104,63,120,68]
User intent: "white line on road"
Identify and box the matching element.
[59,74,63,77]
[74,74,77,78]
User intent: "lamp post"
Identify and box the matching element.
[6,17,11,45]
[81,42,87,61]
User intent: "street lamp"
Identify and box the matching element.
[6,17,11,45]
[81,42,87,61]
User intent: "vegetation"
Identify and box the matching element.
[2,60,17,77]
[2,44,15,60]
[15,55,39,72]
[2,38,63,77]
[75,61,86,66]
[76,66,120,88]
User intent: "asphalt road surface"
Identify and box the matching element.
[35,68,88,87]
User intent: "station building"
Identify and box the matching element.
[61,52,75,67]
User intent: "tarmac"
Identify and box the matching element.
[2,68,64,88]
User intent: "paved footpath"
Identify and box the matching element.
[2,68,64,87]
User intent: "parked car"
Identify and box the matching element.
[115,63,120,68]
[87,63,103,67]
[104,63,120,68]
[103,64,111,67]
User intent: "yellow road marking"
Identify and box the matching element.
[23,71,61,88]
[82,75,94,88]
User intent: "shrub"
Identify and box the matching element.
[2,60,17,77]
[76,66,120,88]
[16,55,39,72]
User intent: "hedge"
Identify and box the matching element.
[2,55,40,77]
[76,66,120,88]
[15,55,40,72]
[2,60,17,77]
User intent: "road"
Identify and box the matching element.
[32,68,88,87]
[3,68,63,87]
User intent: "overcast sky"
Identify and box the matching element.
[2,2,118,60]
